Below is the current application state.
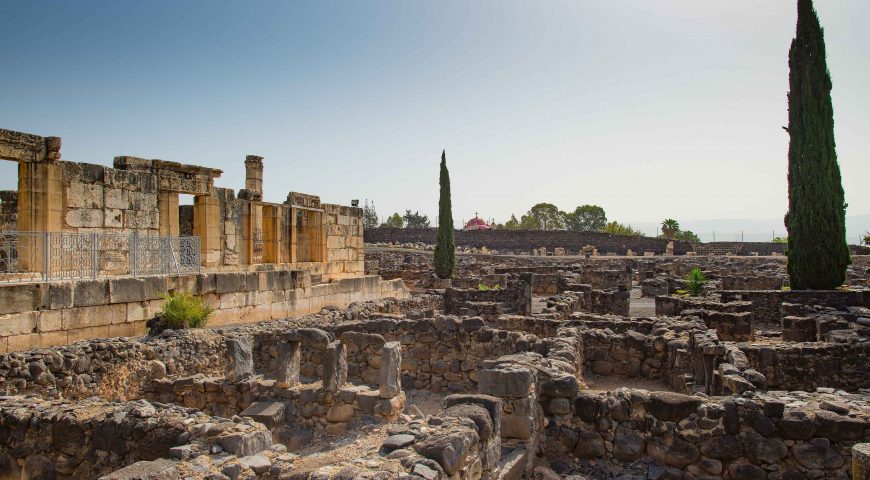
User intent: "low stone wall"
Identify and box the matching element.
[0,269,408,352]
[742,341,870,392]
[719,289,870,325]
[0,296,432,398]
[544,389,869,479]
[0,395,276,479]
[365,227,693,255]
[443,274,532,319]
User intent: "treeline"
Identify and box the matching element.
[363,200,699,242]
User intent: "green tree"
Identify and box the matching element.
[504,214,520,230]
[402,210,430,228]
[676,230,701,243]
[602,221,645,237]
[785,0,850,289]
[863,232,870,246]
[381,213,404,228]
[521,203,566,230]
[565,204,607,232]
[661,219,680,240]
[363,200,379,229]
[433,150,455,279]
[773,236,788,244]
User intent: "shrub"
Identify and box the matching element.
[148,291,213,333]
[685,268,707,297]
[478,283,500,291]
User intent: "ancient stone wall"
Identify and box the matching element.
[0,396,278,479]
[365,227,693,255]
[0,270,408,352]
[742,342,870,392]
[545,389,868,479]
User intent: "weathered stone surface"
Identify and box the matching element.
[322,340,348,392]
[379,341,402,398]
[478,365,534,398]
[646,392,701,422]
[98,459,180,480]
[413,427,478,475]
[225,337,254,381]
[275,340,301,388]
[240,402,285,429]
[383,434,416,451]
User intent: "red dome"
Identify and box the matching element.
[464,216,491,230]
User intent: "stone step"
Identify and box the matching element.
[240,401,285,429]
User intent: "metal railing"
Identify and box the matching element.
[0,232,200,283]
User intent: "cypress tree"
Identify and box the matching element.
[785,0,850,289]
[434,150,455,279]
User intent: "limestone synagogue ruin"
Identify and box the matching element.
[0,124,867,480]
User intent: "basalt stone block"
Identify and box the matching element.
[443,394,502,439]
[646,392,701,422]
[573,392,600,423]
[413,428,478,475]
[323,341,347,392]
[340,331,386,350]
[742,431,787,464]
[379,341,402,398]
[815,409,866,441]
[478,365,534,398]
[613,424,645,463]
[217,430,272,457]
[573,431,605,459]
[647,436,699,468]
[240,402,285,429]
[225,337,254,382]
[699,434,743,460]
[288,328,331,347]
[777,410,818,440]
[98,459,179,480]
[442,404,493,440]
[276,341,301,388]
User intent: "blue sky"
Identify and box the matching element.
[1,1,868,240]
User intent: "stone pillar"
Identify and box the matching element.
[478,364,539,478]
[275,340,301,388]
[158,191,179,237]
[262,204,281,264]
[225,337,254,382]
[244,155,264,199]
[666,241,675,256]
[379,341,402,398]
[322,340,347,392]
[853,444,870,480]
[193,194,221,267]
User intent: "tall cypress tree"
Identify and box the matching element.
[785,0,850,290]
[434,150,455,279]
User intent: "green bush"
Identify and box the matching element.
[157,291,213,330]
[478,283,500,291]
[685,268,707,297]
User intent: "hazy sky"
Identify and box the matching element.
[1,1,867,239]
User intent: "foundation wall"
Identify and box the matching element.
[0,270,408,353]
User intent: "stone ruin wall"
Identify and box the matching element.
[0,127,365,278]
[365,227,693,255]
[0,268,408,354]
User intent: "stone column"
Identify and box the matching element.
[193,194,221,267]
[225,337,254,382]
[158,191,179,237]
[244,155,264,199]
[275,340,301,388]
[379,341,402,398]
[322,340,347,392]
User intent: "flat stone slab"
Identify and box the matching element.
[98,459,179,480]
[382,434,416,451]
[240,401,285,429]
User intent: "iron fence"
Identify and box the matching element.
[0,232,200,283]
